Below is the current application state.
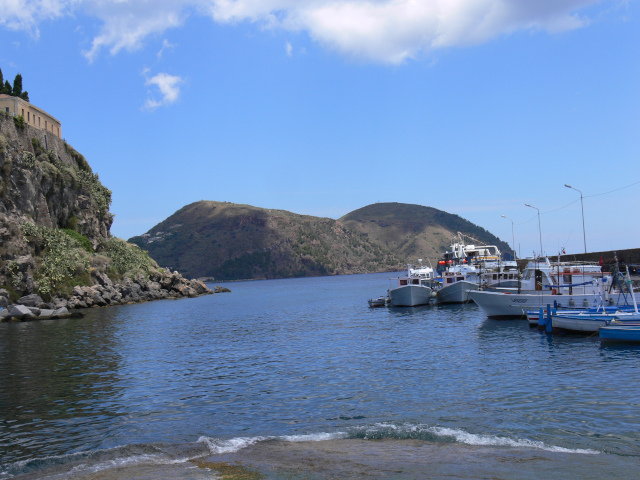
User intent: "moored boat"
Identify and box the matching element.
[469,257,637,319]
[599,321,640,342]
[435,236,517,304]
[368,296,387,308]
[388,262,438,307]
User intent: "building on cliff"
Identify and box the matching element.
[0,94,61,138]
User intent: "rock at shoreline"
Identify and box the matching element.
[0,270,228,322]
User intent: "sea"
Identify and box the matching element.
[1,272,639,479]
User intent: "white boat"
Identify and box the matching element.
[388,263,438,307]
[435,237,518,304]
[468,257,637,319]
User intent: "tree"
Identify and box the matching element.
[12,73,22,97]
[2,81,10,95]
[0,68,3,90]
[20,91,29,102]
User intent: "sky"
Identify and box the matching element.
[0,0,638,259]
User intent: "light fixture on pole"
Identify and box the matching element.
[524,204,542,258]
[501,215,516,260]
[565,184,587,254]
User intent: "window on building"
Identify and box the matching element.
[27,112,30,121]
[21,109,24,116]
[4,107,8,113]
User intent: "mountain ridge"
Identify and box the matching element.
[129,201,513,280]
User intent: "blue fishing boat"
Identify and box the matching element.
[599,321,640,343]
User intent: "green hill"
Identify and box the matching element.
[129,201,513,280]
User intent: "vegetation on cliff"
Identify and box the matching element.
[0,113,212,308]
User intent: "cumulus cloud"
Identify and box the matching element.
[144,72,184,110]
[0,0,69,36]
[1,0,608,63]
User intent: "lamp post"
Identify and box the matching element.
[524,204,542,258]
[565,184,587,254]
[501,215,516,260]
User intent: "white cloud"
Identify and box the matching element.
[157,38,177,59]
[0,0,70,36]
[144,72,184,110]
[285,41,293,56]
[0,0,609,63]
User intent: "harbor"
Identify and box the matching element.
[2,271,640,479]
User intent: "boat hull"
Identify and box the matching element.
[468,290,640,319]
[388,285,434,307]
[600,323,640,342]
[437,281,478,304]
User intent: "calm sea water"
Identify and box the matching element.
[1,272,640,479]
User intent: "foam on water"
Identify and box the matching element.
[0,443,211,479]
[349,423,600,454]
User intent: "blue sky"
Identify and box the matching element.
[0,0,638,258]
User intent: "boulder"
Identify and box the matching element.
[52,307,71,319]
[18,293,44,307]
[0,296,8,309]
[8,304,37,320]
[38,309,55,319]
[214,286,232,293]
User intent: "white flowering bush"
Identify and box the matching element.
[104,237,155,276]
[21,222,90,297]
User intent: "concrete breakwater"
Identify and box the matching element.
[0,270,230,322]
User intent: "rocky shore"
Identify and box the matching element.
[0,269,231,322]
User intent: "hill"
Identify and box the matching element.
[128,201,401,280]
[339,202,512,262]
[129,201,513,280]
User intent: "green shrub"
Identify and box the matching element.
[13,115,25,129]
[61,228,93,253]
[104,237,155,276]
[21,222,91,298]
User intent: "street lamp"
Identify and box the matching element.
[501,215,516,260]
[565,184,587,254]
[524,204,543,258]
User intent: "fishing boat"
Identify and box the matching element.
[533,266,640,333]
[435,236,518,304]
[599,321,640,342]
[388,262,438,307]
[468,257,638,319]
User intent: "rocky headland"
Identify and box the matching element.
[0,111,221,321]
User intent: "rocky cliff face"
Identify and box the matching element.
[0,114,112,242]
[0,113,215,310]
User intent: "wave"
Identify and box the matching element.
[0,443,210,479]
[346,423,600,454]
[1,423,599,478]
[197,422,599,455]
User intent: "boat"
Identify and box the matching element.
[388,262,438,307]
[529,266,640,333]
[599,321,640,342]
[368,296,387,308]
[469,257,638,319]
[526,304,637,328]
[435,236,518,304]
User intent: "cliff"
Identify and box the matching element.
[0,112,214,313]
